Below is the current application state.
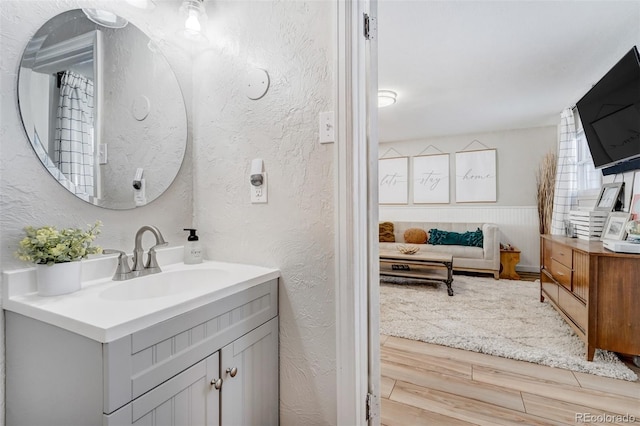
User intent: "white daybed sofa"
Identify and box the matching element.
[379,221,500,279]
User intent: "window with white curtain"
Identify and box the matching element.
[574,109,602,197]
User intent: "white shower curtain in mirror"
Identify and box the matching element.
[550,108,577,235]
[54,70,95,195]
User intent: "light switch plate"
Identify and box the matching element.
[319,111,335,144]
[98,144,108,164]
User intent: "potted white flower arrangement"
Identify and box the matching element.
[15,221,102,296]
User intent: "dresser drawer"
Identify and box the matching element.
[558,287,587,332]
[541,275,558,303]
[550,259,572,290]
[551,243,572,269]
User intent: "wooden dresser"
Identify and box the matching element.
[540,235,640,361]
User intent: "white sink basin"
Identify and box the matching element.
[99,268,229,301]
[2,247,280,342]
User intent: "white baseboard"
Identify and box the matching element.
[516,265,540,273]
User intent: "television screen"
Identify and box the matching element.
[576,46,640,170]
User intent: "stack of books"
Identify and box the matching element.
[569,210,609,240]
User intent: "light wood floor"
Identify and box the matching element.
[380,335,640,425]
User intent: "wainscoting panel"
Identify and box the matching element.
[379,206,540,272]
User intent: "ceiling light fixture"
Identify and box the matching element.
[125,0,156,9]
[179,0,207,40]
[82,9,128,29]
[378,90,397,108]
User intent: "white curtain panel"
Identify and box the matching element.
[551,108,577,235]
[54,70,95,196]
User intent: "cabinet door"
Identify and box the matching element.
[105,352,220,426]
[221,317,279,426]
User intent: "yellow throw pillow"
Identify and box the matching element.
[379,222,395,242]
[404,228,427,244]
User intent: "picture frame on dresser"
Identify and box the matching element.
[631,194,640,220]
[594,182,624,211]
[600,212,630,241]
[630,171,640,220]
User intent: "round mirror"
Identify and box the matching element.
[18,9,187,209]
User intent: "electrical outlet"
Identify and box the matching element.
[134,179,147,206]
[251,173,267,203]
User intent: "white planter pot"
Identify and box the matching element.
[36,262,82,296]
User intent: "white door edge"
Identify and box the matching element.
[335,0,379,425]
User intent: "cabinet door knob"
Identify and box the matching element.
[211,378,223,390]
[226,367,238,378]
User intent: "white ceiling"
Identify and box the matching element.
[377,0,640,142]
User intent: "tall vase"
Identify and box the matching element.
[35,261,82,296]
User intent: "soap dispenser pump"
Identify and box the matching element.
[183,228,203,264]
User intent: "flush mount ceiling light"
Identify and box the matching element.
[378,90,397,108]
[179,0,207,40]
[82,9,128,29]
[125,0,156,9]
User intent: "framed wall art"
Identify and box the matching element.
[412,154,449,204]
[378,157,408,204]
[455,149,497,202]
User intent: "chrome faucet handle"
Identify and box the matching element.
[131,249,145,272]
[102,249,133,281]
[145,243,168,272]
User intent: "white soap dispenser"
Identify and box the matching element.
[183,228,203,264]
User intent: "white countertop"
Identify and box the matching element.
[2,247,280,343]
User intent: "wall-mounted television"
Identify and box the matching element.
[576,46,640,174]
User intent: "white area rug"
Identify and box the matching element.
[380,275,638,381]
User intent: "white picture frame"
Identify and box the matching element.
[412,154,449,204]
[379,157,408,204]
[631,171,640,220]
[600,212,630,241]
[594,182,624,212]
[455,149,497,202]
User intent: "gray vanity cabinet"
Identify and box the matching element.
[220,317,279,425]
[105,352,220,425]
[104,317,279,426]
[5,279,278,426]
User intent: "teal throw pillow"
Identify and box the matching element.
[428,228,483,247]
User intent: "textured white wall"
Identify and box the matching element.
[191,1,336,424]
[1,1,194,420]
[2,1,337,424]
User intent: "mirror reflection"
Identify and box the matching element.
[18,9,187,209]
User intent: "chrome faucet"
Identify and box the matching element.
[132,225,168,275]
[103,225,168,281]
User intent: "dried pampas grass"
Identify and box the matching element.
[536,151,556,234]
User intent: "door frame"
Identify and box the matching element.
[335,0,379,424]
